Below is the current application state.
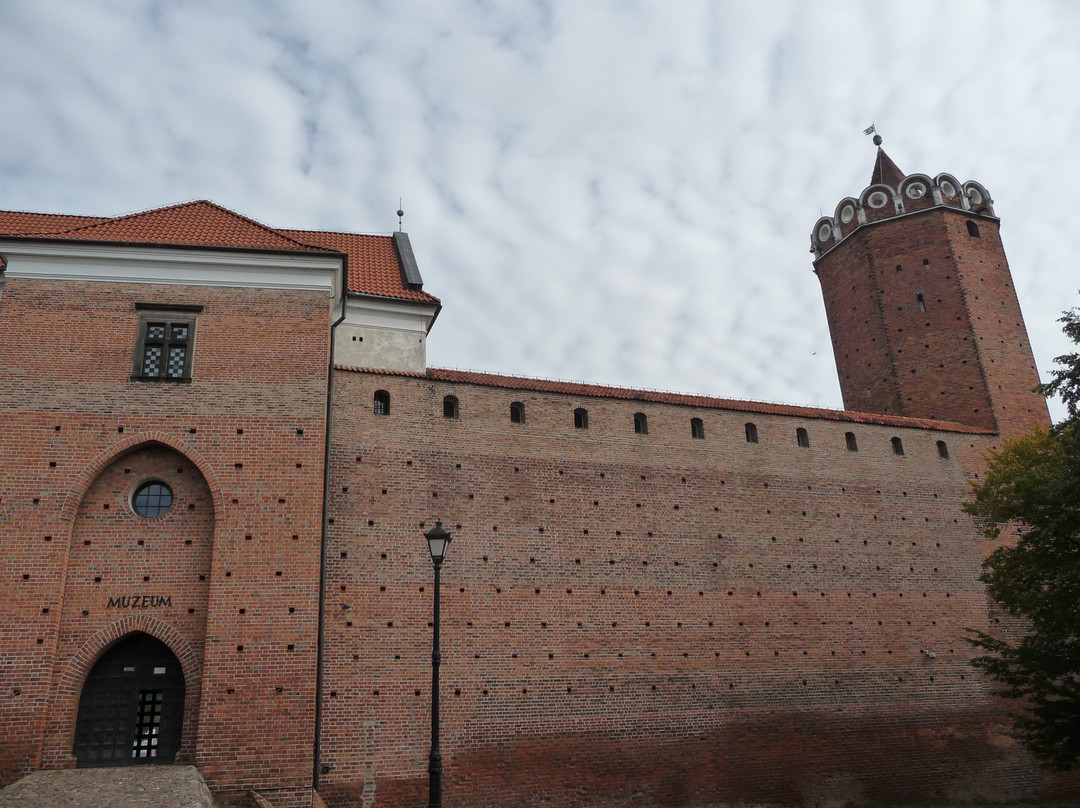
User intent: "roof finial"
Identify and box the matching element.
[397,198,404,232]
[863,123,882,147]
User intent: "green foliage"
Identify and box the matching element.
[1039,309,1080,422]
[965,308,1080,770]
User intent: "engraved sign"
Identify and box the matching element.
[107,594,173,609]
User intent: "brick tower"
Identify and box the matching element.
[811,139,1050,438]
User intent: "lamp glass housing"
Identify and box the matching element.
[426,522,452,562]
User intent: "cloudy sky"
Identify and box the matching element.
[2,0,1077,421]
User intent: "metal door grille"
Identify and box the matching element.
[132,689,163,759]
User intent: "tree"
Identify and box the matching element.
[965,307,1080,769]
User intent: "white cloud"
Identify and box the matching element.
[1,0,1078,421]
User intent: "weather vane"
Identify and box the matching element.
[864,123,882,146]
[397,198,405,232]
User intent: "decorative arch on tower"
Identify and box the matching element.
[831,196,864,240]
[898,173,936,213]
[963,180,995,216]
[933,173,964,207]
[860,183,902,222]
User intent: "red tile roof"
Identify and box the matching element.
[335,365,994,434]
[0,201,440,305]
[282,229,438,303]
[0,210,106,235]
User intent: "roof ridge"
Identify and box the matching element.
[52,200,334,253]
[282,226,394,238]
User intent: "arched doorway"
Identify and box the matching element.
[73,633,185,767]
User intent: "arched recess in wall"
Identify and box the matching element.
[67,623,201,767]
[42,437,219,769]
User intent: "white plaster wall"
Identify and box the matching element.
[335,295,438,374]
[336,322,427,373]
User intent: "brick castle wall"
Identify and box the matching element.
[0,278,331,807]
[316,370,1073,807]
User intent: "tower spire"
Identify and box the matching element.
[870,141,905,188]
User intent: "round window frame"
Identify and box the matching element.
[131,480,175,519]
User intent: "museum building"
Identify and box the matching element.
[0,147,1074,807]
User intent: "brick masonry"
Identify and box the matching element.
[0,279,331,808]
[315,372,1075,807]
[0,167,1076,808]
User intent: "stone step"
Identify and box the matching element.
[0,765,214,808]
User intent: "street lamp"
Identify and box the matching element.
[425,521,452,808]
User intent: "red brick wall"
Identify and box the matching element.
[0,277,331,807]
[815,208,1049,438]
[317,371,1075,807]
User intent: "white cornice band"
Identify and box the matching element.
[0,241,342,296]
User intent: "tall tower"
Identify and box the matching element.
[811,140,1050,439]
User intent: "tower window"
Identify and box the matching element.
[917,293,926,312]
[633,413,648,435]
[510,402,525,424]
[574,408,588,429]
[845,432,858,451]
[966,221,981,238]
[443,395,459,419]
[796,428,810,448]
[691,418,705,440]
[373,390,390,416]
[937,440,949,459]
[744,423,758,444]
[892,437,905,456]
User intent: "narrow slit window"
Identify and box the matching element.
[845,431,858,451]
[574,408,588,429]
[443,395,459,419]
[966,220,981,238]
[892,436,905,455]
[373,390,390,416]
[916,293,926,312]
[691,418,705,440]
[744,423,758,444]
[510,402,524,424]
[936,440,949,459]
[633,412,648,435]
[796,427,810,448]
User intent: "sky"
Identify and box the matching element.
[2,0,1078,422]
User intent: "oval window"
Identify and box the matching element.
[132,481,173,518]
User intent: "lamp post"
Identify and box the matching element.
[425,521,452,808]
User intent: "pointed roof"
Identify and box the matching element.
[0,201,441,306]
[870,147,905,188]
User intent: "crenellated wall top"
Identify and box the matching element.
[811,172,995,259]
